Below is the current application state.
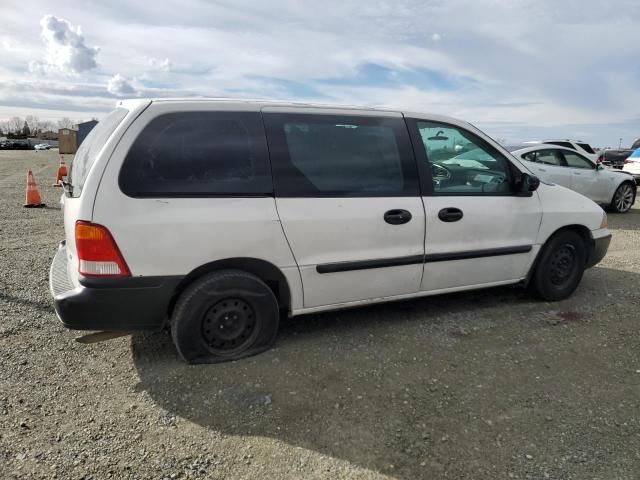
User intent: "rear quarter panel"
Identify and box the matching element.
[91,101,303,310]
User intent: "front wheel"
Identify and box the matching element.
[609,182,636,213]
[529,230,587,301]
[171,270,280,364]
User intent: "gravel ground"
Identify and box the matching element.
[1,150,639,480]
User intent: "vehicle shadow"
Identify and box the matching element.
[131,267,639,479]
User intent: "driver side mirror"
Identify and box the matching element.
[517,173,540,196]
[596,164,605,171]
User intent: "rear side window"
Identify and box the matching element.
[577,143,595,154]
[69,107,128,197]
[523,149,564,166]
[264,113,418,197]
[119,112,271,197]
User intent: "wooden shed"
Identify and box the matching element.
[58,128,77,154]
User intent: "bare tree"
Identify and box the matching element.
[7,116,23,133]
[37,120,55,132]
[57,117,74,129]
[25,115,39,134]
[22,121,30,137]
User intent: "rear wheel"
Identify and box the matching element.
[530,230,587,301]
[610,182,635,213]
[171,270,279,364]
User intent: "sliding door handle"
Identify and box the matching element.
[384,209,412,225]
[438,207,463,222]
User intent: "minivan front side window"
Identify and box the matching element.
[415,121,514,194]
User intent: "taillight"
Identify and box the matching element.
[75,221,131,277]
[624,159,633,164]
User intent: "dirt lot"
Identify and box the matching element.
[1,149,639,480]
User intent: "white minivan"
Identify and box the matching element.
[50,99,611,364]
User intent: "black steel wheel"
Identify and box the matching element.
[171,270,280,364]
[530,230,586,301]
[201,298,258,355]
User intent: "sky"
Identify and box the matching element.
[1,0,640,147]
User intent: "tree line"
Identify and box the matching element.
[0,115,93,137]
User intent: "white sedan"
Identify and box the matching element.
[34,143,51,150]
[508,144,637,213]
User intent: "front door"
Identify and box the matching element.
[407,118,542,292]
[560,150,605,202]
[263,108,425,308]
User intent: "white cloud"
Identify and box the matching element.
[107,74,136,96]
[36,15,99,74]
[147,57,171,72]
[1,1,640,146]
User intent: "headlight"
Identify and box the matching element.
[600,211,608,229]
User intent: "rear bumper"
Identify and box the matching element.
[49,241,181,331]
[586,232,611,269]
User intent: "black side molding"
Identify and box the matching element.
[316,245,533,274]
[424,245,532,263]
[316,255,424,274]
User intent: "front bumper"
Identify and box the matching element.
[586,233,612,269]
[49,241,181,331]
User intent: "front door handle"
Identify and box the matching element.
[438,207,463,222]
[384,209,412,225]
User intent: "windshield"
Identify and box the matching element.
[68,107,128,197]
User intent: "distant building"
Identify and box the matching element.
[76,120,98,147]
[58,128,77,154]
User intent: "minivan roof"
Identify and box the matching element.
[115,97,468,126]
[117,97,395,112]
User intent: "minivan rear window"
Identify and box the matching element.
[68,107,128,197]
[119,111,271,197]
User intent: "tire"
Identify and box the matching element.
[609,182,636,213]
[171,269,279,364]
[529,230,587,301]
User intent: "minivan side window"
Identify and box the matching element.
[263,113,418,197]
[414,121,514,195]
[119,112,271,197]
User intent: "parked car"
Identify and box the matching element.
[509,144,637,213]
[0,140,30,150]
[50,99,611,364]
[523,139,598,162]
[34,143,51,150]
[596,148,633,169]
[622,148,640,184]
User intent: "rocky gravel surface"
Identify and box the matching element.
[1,150,639,479]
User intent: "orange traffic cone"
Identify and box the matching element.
[24,170,45,208]
[52,156,68,187]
